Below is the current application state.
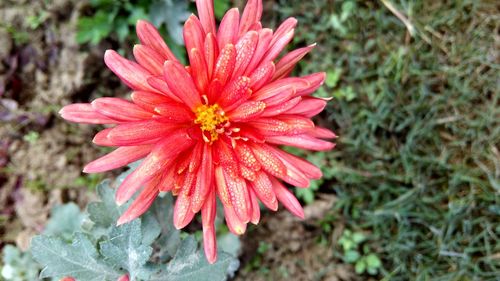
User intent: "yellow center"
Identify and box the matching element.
[194,104,228,142]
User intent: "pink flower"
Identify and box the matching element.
[60,0,335,263]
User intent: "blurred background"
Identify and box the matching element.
[0,0,499,280]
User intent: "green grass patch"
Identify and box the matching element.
[275,0,500,279]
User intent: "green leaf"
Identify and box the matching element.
[76,10,114,45]
[365,253,382,269]
[100,220,156,280]
[340,1,356,21]
[149,0,190,45]
[325,68,342,88]
[87,180,123,229]
[354,259,366,274]
[217,233,241,258]
[351,232,366,244]
[333,86,356,101]
[344,250,360,263]
[1,245,40,281]
[152,236,238,281]
[295,187,316,204]
[214,0,230,19]
[31,233,122,280]
[127,7,149,25]
[44,203,84,241]
[115,18,130,43]
[149,194,180,261]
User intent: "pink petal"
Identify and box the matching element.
[131,90,179,111]
[59,103,116,124]
[239,0,263,36]
[250,143,286,178]
[234,123,266,143]
[163,60,202,109]
[218,76,252,111]
[295,72,326,96]
[215,166,230,205]
[189,48,209,92]
[117,177,160,225]
[249,61,275,91]
[273,44,316,80]
[91,97,153,122]
[261,28,294,63]
[204,33,218,80]
[245,28,273,76]
[146,76,183,102]
[286,97,327,117]
[227,101,266,121]
[261,97,301,117]
[133,44,164,76]
[270,149,310,188]
[83,145,152,173]
[234,142,261,172]
[213,44,236,87]
[270,17,297,46]
[201,191,217,264]
[108,120,178,146]
[153,102,194,123]
[274,149,323,179]
[233,31,258,79]
[136,20,177,62]
[309,127,337,139]
[222,201,247,235]
[104,50,159,93]
[206,79,223,103]
[116,131,194,204]
[191,144,214,213]
[250,171,278,211]
[117,274,130,281]
[217,8,240,48]
[266,134,335,151]
[93,128,115,146]
[249,116,314,136]
[239,165,257,181]
[249,189,261,224]
[173,173,196,229]
[271,177,304,219]
[252,78,307,103]
[222,167,250,223]
[196,0,216,35]
[184,15,206,55]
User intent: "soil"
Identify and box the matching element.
[235,194,360,281]
[0,0,113,247]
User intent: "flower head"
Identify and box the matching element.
[60,0,335,263]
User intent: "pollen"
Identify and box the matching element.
[194,104,229,142]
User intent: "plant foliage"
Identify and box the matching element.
[30,168,238,281]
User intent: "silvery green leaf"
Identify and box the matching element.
[44,203,84,241]
[151,236,238,281]
[217,233,241,258]
[100,220,155,280]
[87,180,123,228]
[31,233,122,281]
[2,245,41,281]
[141,212,162,246]
[150,193,180,261]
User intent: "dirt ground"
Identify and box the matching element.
[0,1,356,280]
[235,194,362,281]
[0,0,113,249]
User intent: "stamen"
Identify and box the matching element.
[194,103,229,143]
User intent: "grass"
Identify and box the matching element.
[273,0,500,279]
